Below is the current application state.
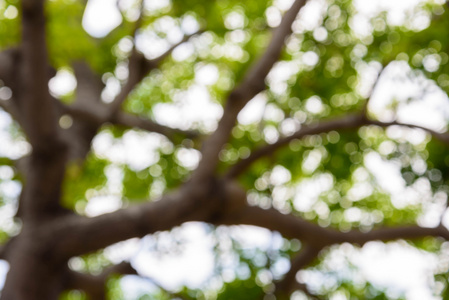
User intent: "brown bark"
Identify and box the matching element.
[0,0,448,299]
[64,261,137,300]
[275,244,321,299]
[191,0,308,183]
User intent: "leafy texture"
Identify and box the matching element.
[1,0,449,299]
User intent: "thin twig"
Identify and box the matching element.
[108,31,203,114]
[226,114,367,178]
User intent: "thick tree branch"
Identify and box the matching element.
[72,61,105,108]
[0,47,56,124]
[20,150,69,218]
[8,0,71,220]
[20,0,60,152]
[192,0,307,182]
[0,48,20,87]
[45,179,246,260]
[50,185,214,258]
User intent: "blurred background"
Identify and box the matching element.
[2,0,449,299]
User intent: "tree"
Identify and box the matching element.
[1,0,449,298]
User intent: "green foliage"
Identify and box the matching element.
[426,139,449,186]
[122,165,153,200]
[107,276,126,300]
[59,290,87,300]
[0,1,20,49]
[46,0,94,68]
[216,278,264,300]
[62,154,108,209]
[435,272,449,300]
[3,0,449,298]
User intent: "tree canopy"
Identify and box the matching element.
[1,0,449,299]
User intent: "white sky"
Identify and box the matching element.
[1,0,449,299]
[82,0,123,38]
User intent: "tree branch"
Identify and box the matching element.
[339,223,449,244]
[0,244,6,260]
[65,261,137,300]
[107,32,202,114]
[36,177,449,298]
[14,0,71,219]
[367,119,449,144]
[72,61,105,109]
[214,194,449,298]
[20,0,60,152]
[66,33,202,156]
[112,112,200,142]
[226,114,449,178]
[46,179,247,260]
[65,104,200,143]
[0,48,20,88]
[226,114,367,178]
[219,205,449,247]
[275,244,321,299]
[50,185,214,258]
[362,65,385,116]
[192,0,308,182]
[232,0,307,102]
[217,205,340,245]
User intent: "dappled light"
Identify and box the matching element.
[2,0,449,299]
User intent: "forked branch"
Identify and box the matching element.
[64,104,200,143]
[51,185,213,258]
[193,0,308,182]
[108,31,202,114]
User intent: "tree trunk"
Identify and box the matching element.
[2,227,63,300]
